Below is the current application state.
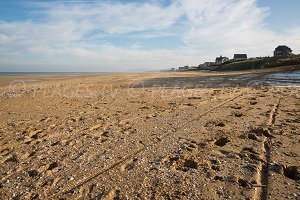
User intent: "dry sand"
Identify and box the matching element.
[0,67,299,199]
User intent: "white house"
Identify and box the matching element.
[215,56,229,65]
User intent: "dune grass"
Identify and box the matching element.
[215,55,300,71]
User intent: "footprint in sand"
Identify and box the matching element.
[163,155,198,172]
[214,137,230,147]
[178,140,197,152]
[205,120,226,127]
[214,175,225,181]
[232,111,243,117]
[27,169,39,177]
[238,178,250,188]
[5,155,18,163]
[283,166,300,181]
[249,127,272,138]
[182,159,198,170]
[239,147,261,161]
[210,159,220,171]
[47,161,59,170]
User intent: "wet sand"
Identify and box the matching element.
[0,67,299,199]
[0,73,114,86]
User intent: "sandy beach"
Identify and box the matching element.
[0,67,299,199]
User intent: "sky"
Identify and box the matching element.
[0,0,300,72]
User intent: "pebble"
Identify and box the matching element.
[284,181,290,186]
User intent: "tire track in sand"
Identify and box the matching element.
[253,98,280,200]
[50,93,243,198]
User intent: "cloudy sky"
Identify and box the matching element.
[0,0,299,72]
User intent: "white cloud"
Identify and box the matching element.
[37,1,182,34]
[0,0,299,71]
[0,33,10,44]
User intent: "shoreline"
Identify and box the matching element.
[0,65,299,87]
[0,73,118,87]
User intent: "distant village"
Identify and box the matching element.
[169,45,295,72]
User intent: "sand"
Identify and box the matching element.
[0,67,299,199]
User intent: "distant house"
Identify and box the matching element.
[198,62,215,70]
[215,56,229,65]
[178,67,185,71]
[234,54,247,61]
[189,66,198,71]
[274,45,293,56]
[203,62,215,68]
[178,66,192,71]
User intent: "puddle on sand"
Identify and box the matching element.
[208,77,224,81]
[263,70,300,86]
[41,78,62,80]
[22,79,38,82]
[229,74,257,81]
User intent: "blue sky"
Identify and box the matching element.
[0,0,299,72]
[257,0,300,31]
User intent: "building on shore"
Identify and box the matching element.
[198,62,215,70]
[189,66,199,71]
[215,55,229,65]
[203,62,215,68]
[178,65,198,71]
[274,45,293,56]
[233,54,247,61]
[178,66,189,71]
